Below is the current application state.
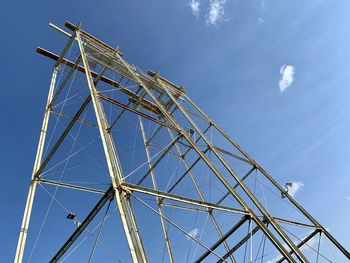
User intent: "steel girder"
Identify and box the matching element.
[15,21,350,263]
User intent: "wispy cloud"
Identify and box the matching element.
[206,0,226,25]
[186,228,199,240]
[347,196,350,201]
[279,65,295,93]
[287,181,304,197]
[258,17,264,25]
[189,0,200,17]
[260,0,265,8]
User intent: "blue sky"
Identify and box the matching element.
[1,0,350,262]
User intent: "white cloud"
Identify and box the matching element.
[189,0,200,17]
[261,0,265,8]
[279,65,295,93]
[347,196,350,201]
[258,17,264,25]
[206,0,226,25]
[286,181,304,197]
[186,228,199,240]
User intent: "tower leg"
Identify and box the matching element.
[15,67,58,263]
[185,94,350,260]
[76,30,147,263]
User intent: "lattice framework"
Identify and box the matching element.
[15,22,350,263]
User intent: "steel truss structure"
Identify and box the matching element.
[15,22,350,263]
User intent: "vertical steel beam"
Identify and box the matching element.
[15,67,58,263]
[109,50,295,262]
[139,117,175,263]
[154,79,300,263]
[49,56,81,109]
[167,128,236,263]
[34,95,92,177]
[23,21,350,263]
[76,31,147,262]
[184,94,350,260]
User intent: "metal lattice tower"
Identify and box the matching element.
[15,22,350,263]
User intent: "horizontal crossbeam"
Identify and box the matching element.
[36,47,162,116]
[214,146,254,166]
[38,178,105,194]
[97,93,180,133]
[121,183,249,216]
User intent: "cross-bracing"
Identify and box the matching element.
[15,22,350,262]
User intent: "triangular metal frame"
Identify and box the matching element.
[15,22,350,263]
